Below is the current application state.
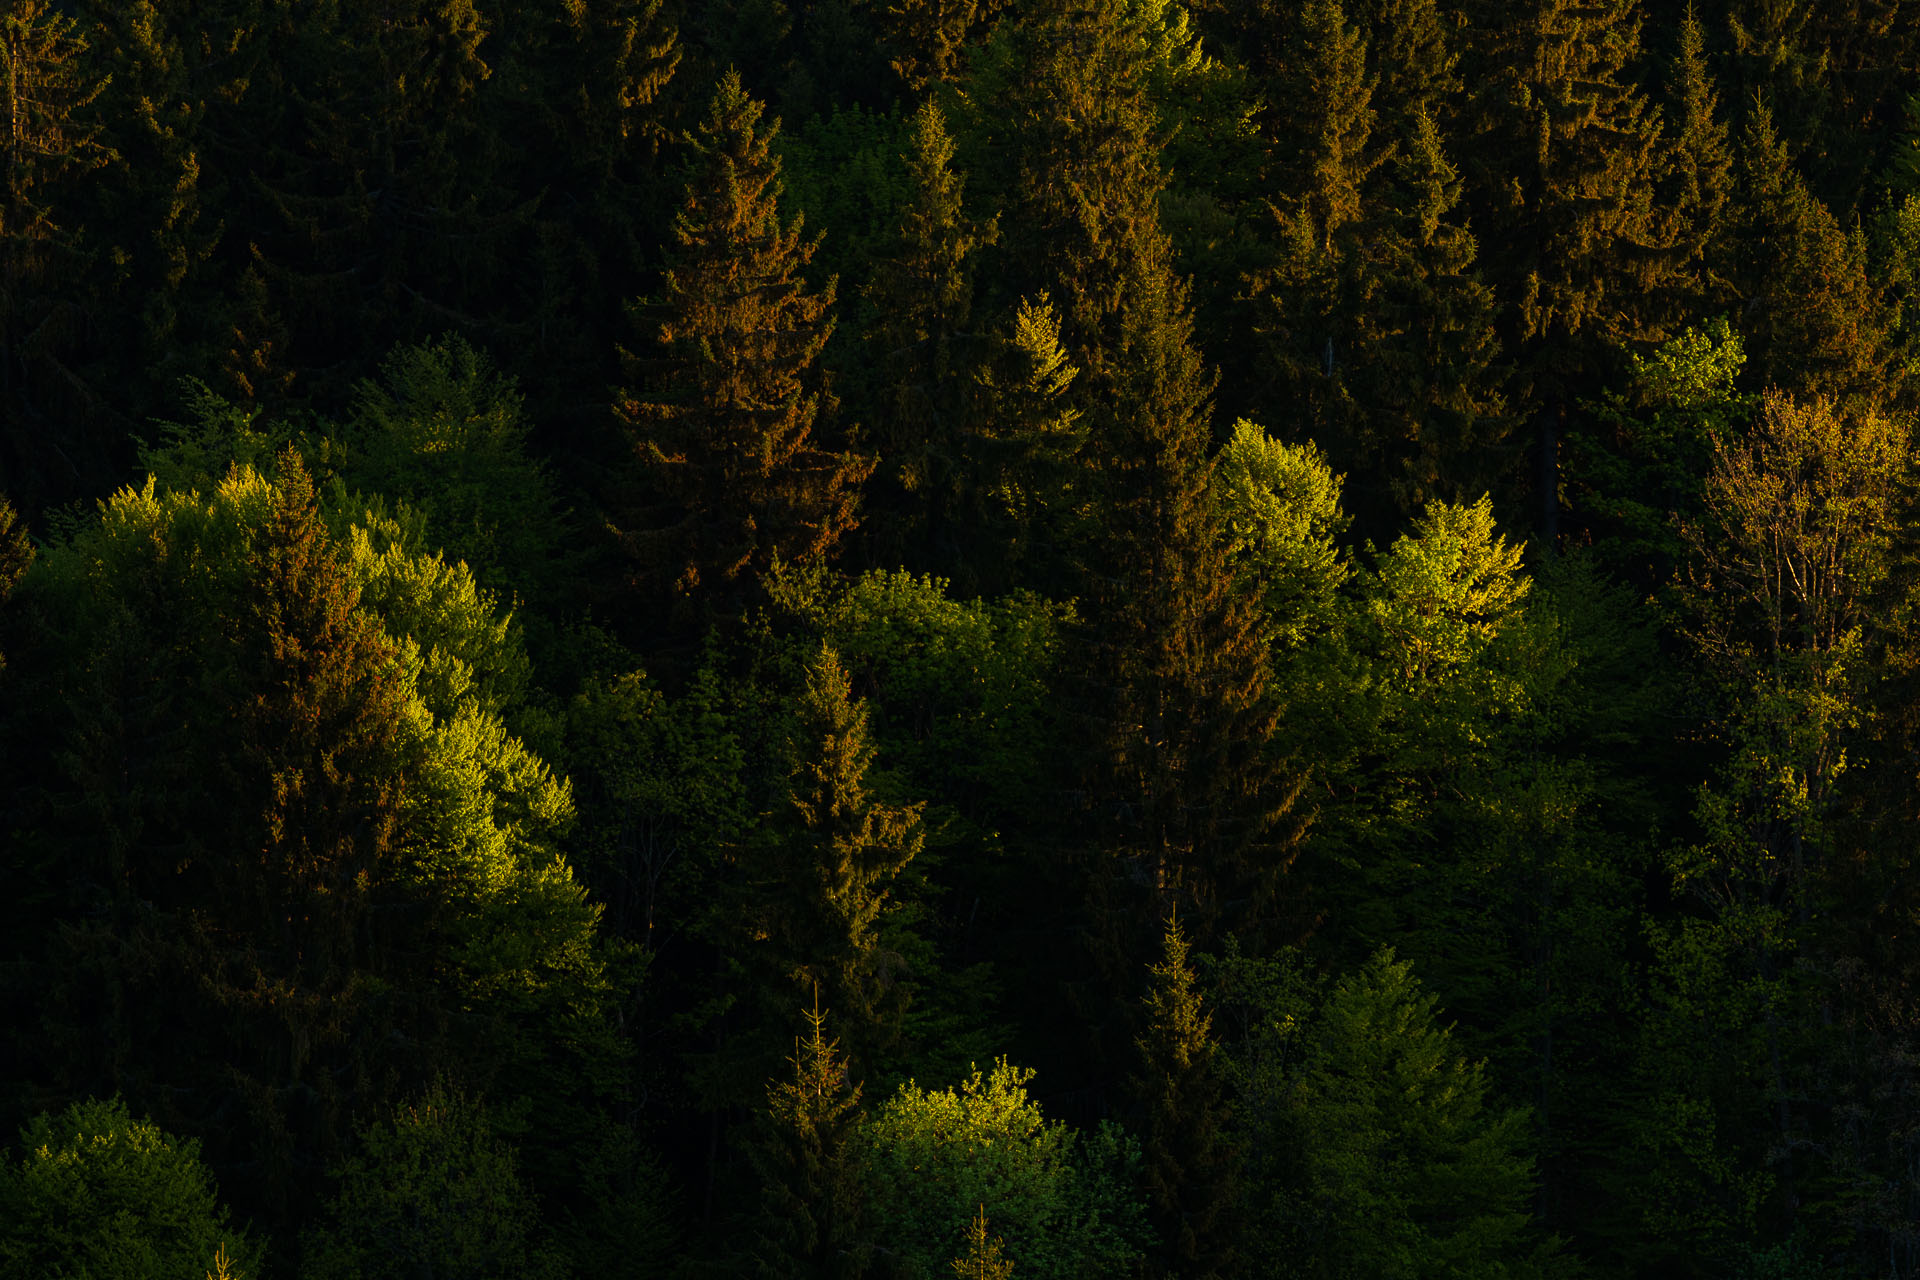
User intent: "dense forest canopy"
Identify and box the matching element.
[3,0,1920,1275]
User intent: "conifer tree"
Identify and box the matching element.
[1089,247,1302,946]
[861,99,996,574]
[486,0,681,413]
[1733,102,1893,402]
[1132,914,1238,1280]
[238,0,515,401]
[1657,10,1735,322]
[753,645,925,1053]
[972,0,1191,389]
[1352,0,1460,137]
[749,1001,869,1280]
[615,71,870,613]
[950,1206,1014,1280]
[1464,0,1668,365]
[967,295,1088,591]
[875,0,1000,92]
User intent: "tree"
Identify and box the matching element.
[1285,952,1550,1279]
[1633,392,1911,1260]
[858,1060,1147,1280]
[873,0,1001,91]
[1086,252,1303,947]
[1732,102,1894,402]
[301,1084,566,1280]
[0,0,115,509]
[0,1097,261,1280]
[860,99,997,575]
[615,70,869,613]
[1132,914,1238,1280]
[748,1001,868,1280]
[1656,10,1735,324]
[950,1206,1014,1280]
[339,335,569,606]
[0,452,622,1231]
[754,644,924,1059]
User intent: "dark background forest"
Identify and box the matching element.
[1,0,1919,1275]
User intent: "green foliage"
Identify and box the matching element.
[1573,317,1755,584]
[858,1060,1148,1280]
[339,336,569,606]
[614,70,870,611]
[301,1085,567,1280]
[1213,419,1348,651]
[1132,915,1238,1280]
[0,1098,260,1280]
[749,1003,869,1280]
[950,1206,1015,1280]
[1220,949,1556,1280]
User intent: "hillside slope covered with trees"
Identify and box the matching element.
[4,0,1920,1275]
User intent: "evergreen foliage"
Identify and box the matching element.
[615,70,869,612]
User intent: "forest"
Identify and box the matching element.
[1,0,1918,1275]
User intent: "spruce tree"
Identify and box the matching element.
[615,71,870,614]
[971,0,1191,389]
[950,1206,1014,1280]
[1132,914,1238,1280]
[236,0,516,403]
[874,0,1000,92]
[1089,247,1302,945]
[860,99,997,575]
[1657,10,1735,323]
[1733,101,1894,402]
[749,1001,869,1280]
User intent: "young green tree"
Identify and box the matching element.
[754,644,925,1058]
[615,70,869,614]
[1132,914,1238,1280]
[748,1002,869,1280]
[858,1060,1147,1280]
[950,1206,1014,1280]
[0,1098,261,1280]
[1280,952,1550,1279]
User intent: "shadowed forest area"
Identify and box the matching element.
[4,0,1920,1275]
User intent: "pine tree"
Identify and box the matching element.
[615,70,870,613]
[749,1001,869,1280]
[949,1206,1014,1280]
[1132,914,1238,1280]
[860,99,997,575]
